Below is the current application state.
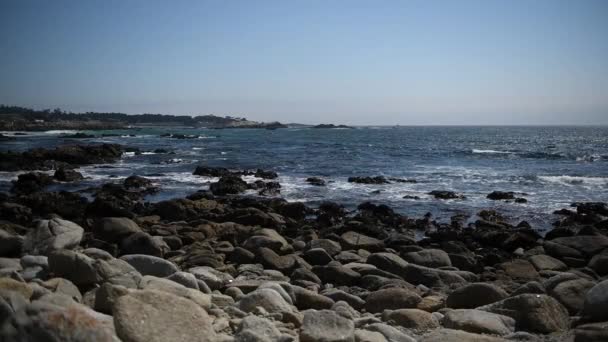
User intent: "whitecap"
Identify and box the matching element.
[471,149,513,154]
[539,175,608,186]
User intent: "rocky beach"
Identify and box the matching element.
[0,140,607,342]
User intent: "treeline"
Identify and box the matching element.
[0,105,247,125]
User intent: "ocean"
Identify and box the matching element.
[1,126,607,232]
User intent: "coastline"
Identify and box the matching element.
[0,142,607,341]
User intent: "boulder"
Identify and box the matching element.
[23,218,84,255]
[300,309,355,342]
[309,239,342,256]
[235,315,283,342]
[209,175,247,195]
[293,286,335,310]
[312,264,361,286]
[340,231,384,251]
[429,191,464,200]
[550,235,608,256]
[365,323,416,342]
[574,322,608,342]
[402,249,452,268]
[119,254,179,277]
[364,287,422,313]
[582,280,608,322]
[120,232,168,257]
[382,309,439,331]
[442,309,515,335]
[238,288,294,315]
[498,259,539,280]
[529,254,567,271]
[477,294,570,333]
[366,252,409,276]
[419,329,508,342]
[446,283,508,309]
[54,167,84,182]
[48,250,101,286]
[548,278,596,315]
[93,217,141,243]
[588,253,608,276]
[113,289,215,342]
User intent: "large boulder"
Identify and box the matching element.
[119,254,179,277]
[574,322,608,342]
[364,288,422,313]
[113,289,216,342]
[402,249,452,268]
[366,253,409,276]
[209,175,247,195]
[238,288,294,315]
[23,218,84,255]
[477,294,570,333]
[582,280,608,322]
[340,231,384,251]
[446,283,508,309]
[528,254,567,271]
[93,217,141,243]
[300,309,355,342]
[550,235,608,256]
[548,278,596,315]
[442,309,515,335]
[235,315,283,342]
[54,167,84,182]
[382,309,439,331]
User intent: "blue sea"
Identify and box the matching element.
[2,126,607,232]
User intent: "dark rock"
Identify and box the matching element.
[487,191,516,200]
[11,172,54,194]
[364,287,422,313]
[53,167,84,182]
[548,278,596,315]
[192,166,231,177]
[446,283,508,309]
[120,232,168,257]
[582,280,608,322]
[210,175,248,195]
[93,217,142,243]
[306,177,326,186]
[312,264,361,286]
[119,254,179,277]
[348,176,389,184]
[302,248,333,265]
[429,190,464,200]
[402,249,452,268]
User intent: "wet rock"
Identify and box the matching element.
[348,176,389,184]
[113,289,215,342]
[442,309,515,335]
[477,294,570,333]
[429,191,464,200]
[300,309,355,342]
[210,175,248,195]
[487,191,515,200]
[306,177,326,186]
[446,283,508,309]
[11,172,54,194]
[364,288,422,313]
[53,167,84,182]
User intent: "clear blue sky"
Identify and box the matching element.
[1,0,607,125]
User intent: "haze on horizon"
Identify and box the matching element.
[1,0,607,125]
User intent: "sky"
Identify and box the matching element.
[1,0,607,125]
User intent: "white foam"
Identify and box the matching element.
[472,149,513,154]
[539,175,608,186]
[44,130,78,135]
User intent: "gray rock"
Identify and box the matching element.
[477,294,570,333]
[365,323,416,342]
[113,289,216,342]
[399,263,467,288]
[94,282,129,314]
[309,239,342,256]
[323,289,365,309]
[120,232,169,257]
[402,249,452,268]
[188,266,234,290]
[442,309,515,335]
[355,329,387,342]
[382,309,439,331]
[238,288,294,314]
[366,253,409,276]
[446,282,508,309]
[48,250,101,286]
[550,235,608,256]
[574,321,608,342]
[582,280,608,322]
[528,254,567,271]
[294,286,335,310]
[93,217,141,243]
[235,315,283,342]
[300,309,355,342]
[21,255,48,269]
[548,278,596,315]
[6,301,119,342]
[166,271,199,289]
[588,253,608,276]
[24,218,84,255]
[138,276,211,310]
[340,231,384,252]
[332,300,360,320]
[419,328,508,342]
[364,287,421,313]
[95,258,142,288]
[120,254,179,277]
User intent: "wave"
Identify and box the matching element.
[471,149,513,154]
[44,130,78,135]
[539,175,608,186]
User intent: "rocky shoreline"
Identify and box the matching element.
[0,144,607,341]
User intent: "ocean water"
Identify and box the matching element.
[1,126,607,231]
